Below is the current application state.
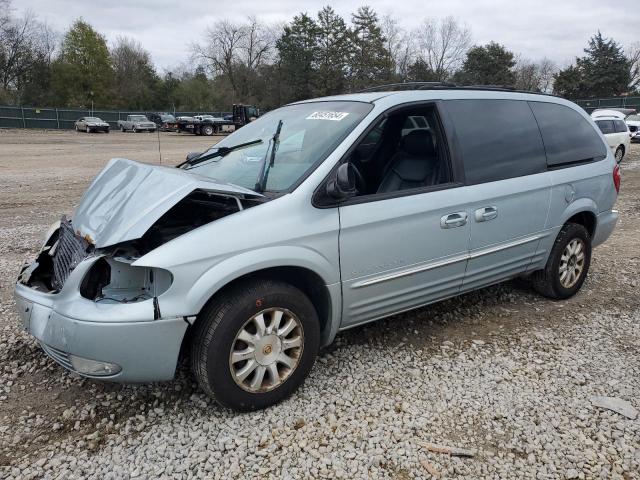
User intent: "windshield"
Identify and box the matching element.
[161,114,176,121]
[184,101,372,192]
[130,115,148,121]
[86,117,102,122]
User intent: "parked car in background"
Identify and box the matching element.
[15,86,620,411]
[592,114,631,163]
[117,115,157,133]
[74,117,110,133]
[148,113,178,132]
[625,114,640,142]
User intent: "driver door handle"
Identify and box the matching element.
[475,206,498,222]
[440,212,468,229]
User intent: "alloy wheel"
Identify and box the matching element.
[559,238,585,288]
[229,308,304,393]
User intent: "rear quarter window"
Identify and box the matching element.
[596,120,615,134]
[444,99,547,185]
[614,120,628,133]
[529,102,607,167]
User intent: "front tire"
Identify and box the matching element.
[191,279,320,411]
[532,223,591,299]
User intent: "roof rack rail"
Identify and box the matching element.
[356,81,557,97]
[358,82,456,93]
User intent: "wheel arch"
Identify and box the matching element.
[559,199,598,238]
[180,252,341,353]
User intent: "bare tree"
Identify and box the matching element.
[0,7,56,97]
[628,42,640,92]
[192,16,275,97]
[513,56,557,92]
[381,14,413,80]
[413,16,471,81]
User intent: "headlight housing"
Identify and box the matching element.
[80,256,172,303]
[69,354,121,376]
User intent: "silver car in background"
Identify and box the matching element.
[15,86,619,411]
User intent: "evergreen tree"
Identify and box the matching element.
[349,6,393,91]
[276,13,319,103]
[315,6,351,96]
[577,31,630,97]
[51,19,113,107]
[454,42,516,86]
[552,65,585,98]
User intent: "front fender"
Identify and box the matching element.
[184,245,339,314]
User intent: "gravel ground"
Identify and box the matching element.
[0,130,639,479]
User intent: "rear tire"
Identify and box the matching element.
[615,146,624,163]
[202,124,214,136]
[532,223,591,300]
[191,279,320,411]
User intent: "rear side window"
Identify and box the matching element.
[529,102,607,166]
[613,120,628,133]
[596,120,615,134]
[444,99,547,185]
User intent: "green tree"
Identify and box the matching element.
[349,6,393,91]
[276,13,319,103]
[577,31,630,97]
[111,36,159,109]
[51,19,113,107]
[553,65,585,98]
[454,41,516,86]
[315,6,351,96]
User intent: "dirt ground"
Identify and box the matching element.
[0,129,638,478]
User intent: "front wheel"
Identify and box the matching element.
[132,125,137,133]
[191,279,320,411]
[532,223,591,299]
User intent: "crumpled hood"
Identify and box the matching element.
[72,158,261,248]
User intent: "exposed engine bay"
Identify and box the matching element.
[19,189,263,302]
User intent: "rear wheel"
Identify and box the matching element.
[532,223,591,299]
[191,279,320,411]
[202,124,214,136]
[615,146,624,163]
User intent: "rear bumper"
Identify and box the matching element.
[14,280,188,382]
[592,209,618,248]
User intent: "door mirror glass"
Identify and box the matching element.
[326,163,356,200]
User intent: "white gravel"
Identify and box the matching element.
[1,138,639,479]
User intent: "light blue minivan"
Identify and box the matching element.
[15,84,619,410]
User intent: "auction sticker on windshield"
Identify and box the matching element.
[306,111,350,121]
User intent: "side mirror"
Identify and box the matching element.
[326,163,356,200]
[185,151,202,162]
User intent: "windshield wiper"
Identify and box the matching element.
[254,120,283,193]
[177,139,263,169]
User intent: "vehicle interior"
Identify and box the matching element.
[346,106,452,196]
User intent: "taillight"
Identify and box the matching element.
[613,164,621,193]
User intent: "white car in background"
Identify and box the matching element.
[591,113,631,163]
[625,114,640,142]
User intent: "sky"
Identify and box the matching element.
[11,0,640,72]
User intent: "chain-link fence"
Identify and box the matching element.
[575,96,640,114]
[0,106,230,130]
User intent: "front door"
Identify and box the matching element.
[336,103,468,328]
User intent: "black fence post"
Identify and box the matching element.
[55,108,60,129]
[21,106,25,128]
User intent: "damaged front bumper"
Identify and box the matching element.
[15,248,188,383]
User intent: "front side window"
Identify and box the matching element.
[183,101,372,192]
[344,105,452,196]
[529,102,607,166]
[444,99,547,185]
